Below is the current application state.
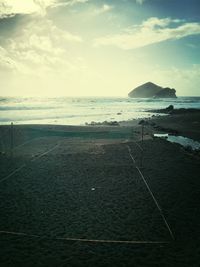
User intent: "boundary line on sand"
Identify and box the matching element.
[13,137,43,151]
[0,143,60,184]
[0,231,169,244]
[127,144,175,241]
[0,138,171,245]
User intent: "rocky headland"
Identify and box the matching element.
[128,82,177,98]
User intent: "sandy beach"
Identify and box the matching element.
[0,111,200,267]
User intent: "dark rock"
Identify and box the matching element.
[149,107,200,115]
[138,120,149,125]
[86,120,119,126]
[154,88,177,98]
[138,120,145,125]
[128,82,177,98]
[128,82,162,98]
[153,105,174,113]
[166,105,174,112]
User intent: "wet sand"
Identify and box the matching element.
[146,109,200,142]
[0,116,200,266]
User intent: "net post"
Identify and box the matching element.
[140,124,144,168]
[10,122,14,158]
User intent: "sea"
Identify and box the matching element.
[0,96,200,125]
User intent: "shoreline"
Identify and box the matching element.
[1,107,200,142]
[1,96,199,127]
[144,107,200,142]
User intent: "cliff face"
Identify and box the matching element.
[154,88,176,98]
[128,82,177,98]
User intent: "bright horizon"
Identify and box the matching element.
[0,0,200,97]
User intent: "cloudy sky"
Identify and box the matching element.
[0,0,200,96]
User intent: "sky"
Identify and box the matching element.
[0,0,200,97]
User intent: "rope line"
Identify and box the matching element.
[31,144,60,162]
[0,131,173,244]
[58,237,167,244]
[0,143,60,184]
[131,140,143,152]
[0,164,26,184]
[13,137,42,151]
[127,144,175,241]
[0,231,168,244]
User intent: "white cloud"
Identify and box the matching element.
[102,4,112,12]
[142,17,172,28]
[94,17,200,50]
[0,46,16,70]
[64,0,89,5]
[0,1,12,18]
[0,45,30,73]
[49,0,89,8]
[0,17,83,75]
[0,0,47,16]
[93,4,113,15]
[135,0,145,4]
[0,0,89,17]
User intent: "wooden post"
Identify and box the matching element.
[131,127,134,140]
[10,122,14,157]
[141,124,144,168]
[141,124,144,144]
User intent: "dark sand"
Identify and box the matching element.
[145,108,200,142]
[0,113,200,267]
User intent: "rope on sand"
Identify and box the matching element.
[136,166,174,240]
[131,140,143,152]
[30,143,60,162]
[0,164,26,184]
[0,143,60,184]
[13,137,42,151]
[0,136,172,244]
[127,144,174,240]
[0,231,168,244]
[127,145,175,241]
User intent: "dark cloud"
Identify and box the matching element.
[0,14,32,45]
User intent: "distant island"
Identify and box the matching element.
[128,82,177,98]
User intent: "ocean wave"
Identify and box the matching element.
[0,111,113,122]
[0,96,199,125]
[134,98,200,104]
[0,106,57,111]
[0,98,7,102]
